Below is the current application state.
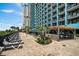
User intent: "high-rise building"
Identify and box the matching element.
[30,3,36,32]
[23,4,31,29]
[30,3,79,32]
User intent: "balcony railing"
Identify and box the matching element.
[58,4,65,9]
[52,21,57,24]
[58,18,64,21]
[58,11,65,15]
[67,14,79,19]
[67,5,79,12]
[52,9,56,12]
[52,4,56,7]
[52,14,57,17]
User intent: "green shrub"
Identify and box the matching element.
[0,30,17,37]
[76,34,79,37]
[36,36,52,45]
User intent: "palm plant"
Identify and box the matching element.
[35,24,52,45]
[24,26,31,33]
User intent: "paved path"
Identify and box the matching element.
[2,32,79,56]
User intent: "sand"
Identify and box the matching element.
[1,32,79,56]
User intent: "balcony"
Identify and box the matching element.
[52,4,56,7]
[52,9,56,12]
[67,14,79,19]
[48,9,51,13]
[48,4,51,8]
[52,14,57,18]
[58,18,64,21]
[67,5,79,12]
[58,4,65,9]
[52,20,57,23]
[58,11,65,15]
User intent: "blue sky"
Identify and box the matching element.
[0,3,23,31]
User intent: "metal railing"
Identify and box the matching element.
[0,32,24,54]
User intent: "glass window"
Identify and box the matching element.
[48,19,51,21]
[48,4,51,7]
[48,24,51,26]
[48,14,51,17]
[48,9,51,12]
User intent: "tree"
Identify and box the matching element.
[35,24,52,45]
[10,26,15,30]
[10,26,19,31]
[23,26,31,33]
[16,27,19,31]
[36,24,49,36]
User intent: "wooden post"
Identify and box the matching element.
[74,29,76,39]
[58,26,60,40]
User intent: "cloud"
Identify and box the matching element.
[1,9,23,17]
[1,9,14,13]
[15,3,22,7]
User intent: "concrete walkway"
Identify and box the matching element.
[2,32,79,56]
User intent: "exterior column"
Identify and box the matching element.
[57,3,60,40]
[51,3,53,26]
[65,3,67,26]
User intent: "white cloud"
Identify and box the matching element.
[1,9,23,16]
[16,3,22,7]
[1,9,14,13]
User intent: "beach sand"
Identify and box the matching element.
[1,32,79,56]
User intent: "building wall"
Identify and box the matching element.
[30,3,79,32]
[23,4,31,29]
[30,3,36,32]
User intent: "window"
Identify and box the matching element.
[52,23,56,26]
[44,4,46,6]
[62,21,65,25]
[45,8,47,10]
[48,9,51,12]
[45,16,47,19]
[48,4,51,7]
[48,19,51,21]
[45,12,47,15]
[58,3,62,5]
[48,14,51,17]
[48,24,51,26]
[59,21,65,25]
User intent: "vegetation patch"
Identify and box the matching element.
[0,26,19,37]
[35,25,52,45]
[35,36,52,45]
[76,34,79,37]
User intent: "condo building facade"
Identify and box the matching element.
[30,3,79,32]
[23,4,31,29]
